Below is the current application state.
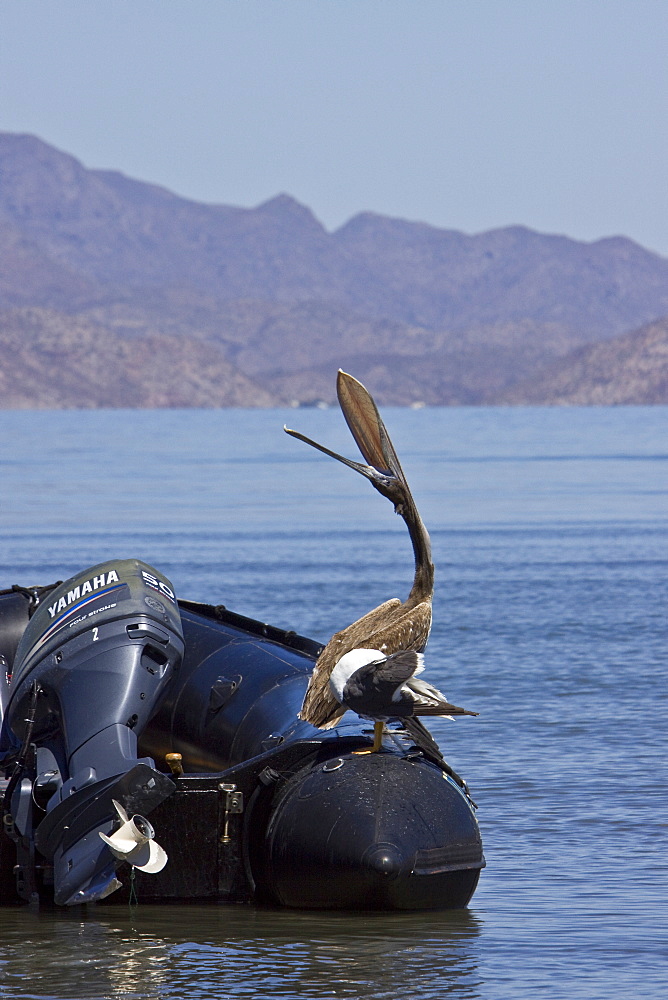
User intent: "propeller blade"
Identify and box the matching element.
[99,799,168,874]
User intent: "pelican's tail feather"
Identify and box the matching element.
[408,676,478,717]
[414,703,478,717]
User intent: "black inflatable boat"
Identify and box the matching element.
[0,375,485,911]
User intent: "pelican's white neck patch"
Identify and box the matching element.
[329,648,385,701]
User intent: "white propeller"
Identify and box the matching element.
[99,799,168,874]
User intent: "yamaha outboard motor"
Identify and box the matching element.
[1,560,183,905]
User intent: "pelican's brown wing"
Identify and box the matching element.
[361,599,432,658]
[299,596,432,728]
[298,658,346,729]
[299,598,403,728]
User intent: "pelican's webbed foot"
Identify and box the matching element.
[353,720,386,755]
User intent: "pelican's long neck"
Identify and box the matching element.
[403,496,434,606]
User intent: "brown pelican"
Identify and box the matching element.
[284,370,476,752]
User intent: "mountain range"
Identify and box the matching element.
[1,131,667,407]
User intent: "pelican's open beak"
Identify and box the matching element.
[284,370,412,509]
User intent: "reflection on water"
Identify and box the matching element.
[0,904,482,1000]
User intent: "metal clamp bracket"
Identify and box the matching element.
[218,782,244,843]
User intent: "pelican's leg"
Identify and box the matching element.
[353,720,385,754]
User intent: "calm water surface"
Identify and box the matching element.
[0,405,666,1000]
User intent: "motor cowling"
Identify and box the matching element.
[11,559,182,688]
[4,559,183,782]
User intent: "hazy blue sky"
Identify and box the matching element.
[2,0,667,255]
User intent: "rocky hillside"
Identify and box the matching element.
[498,317,668,405]
[1,132,668,407]
[0,307,278,408]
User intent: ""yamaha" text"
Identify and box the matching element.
[47,570,120,618]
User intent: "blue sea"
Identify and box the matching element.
[0,404,666,1000]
